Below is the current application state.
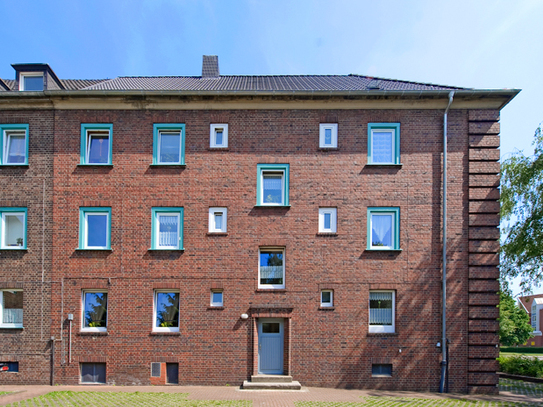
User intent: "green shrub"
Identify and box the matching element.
[501,346,543,354]
[498,355,543,377]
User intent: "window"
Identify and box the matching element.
[0,208,27,250]
[257,164,290,206]
[369,291,395,333]
[153,124,185,165]
[0,290,23,328]
[82,291,107,332]
[151,362,161,377]
[367,207,400,250]
[81,124,113,165]
[318,208,337,233]
[151,208,184,250]
[208,207,227,233]
[321,290,333,307]
[1,124,29,165]
[79,207,111,250]
[19,73,44,91]
[259,248,285,289]
[210,124,228,148]
[80,363,106,383]
[0,362,19,372]
[319,123,338,148]
[153,291,180,332]
[368,123,400,165]
[372,364,392,377]
[210,290,223,307]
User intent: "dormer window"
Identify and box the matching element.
[19,73,44,91]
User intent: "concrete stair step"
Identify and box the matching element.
[250,374,293,383]
[242,380,302,390]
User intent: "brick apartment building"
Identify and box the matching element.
[518,294,543,347]
[0,56,517,393]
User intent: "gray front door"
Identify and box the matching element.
[258,318,284,374]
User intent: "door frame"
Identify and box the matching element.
[257,318,284,375]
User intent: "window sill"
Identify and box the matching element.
[0,164,29,167]
[319,306,335,311]
[365,163,402,167]
[256,289,287,292]
[79,331,108,336]
[77,164,113,167]
[207,306,225,310]
[318,147,338,151]
[76,248,112,251]
[208,147,229,151]
[0,247,27,251]
[317,233,338,237]
[206,232,228,236]
[367,332,399,337]
[150,331,181,336]
[148,248,185,251]
[149,164,186,167]
[365,248,402,252]
[0,326,24,329]
[254,205,291,208]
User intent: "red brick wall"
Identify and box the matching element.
[46,107,475,391]
[0,110,54,384]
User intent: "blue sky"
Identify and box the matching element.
[1,0,542,293]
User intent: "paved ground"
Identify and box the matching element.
[0,379,541,406]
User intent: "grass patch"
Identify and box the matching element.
[499,355,543,377]
[4,391,252,407]
[0,391,12,396]
[500,378,543,397]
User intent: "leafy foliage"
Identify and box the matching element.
[501,124,543,290]
[498,355,543,377]
[498,291,533,346]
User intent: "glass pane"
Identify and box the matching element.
[262,174,283,204]
[260,251,283,285]
[324,213,331,230]
[321,291,331,304]
[81,363,106,383]
[215,130,223,146]
[159,132,180,163]
[262,323,280,333]
[372,214,392,247]
[212,292,223,305]
[3,214,24,247]
[324,128,332,145]
[372,131,393,163]
[2,291,23,324]
[369,292,393,325]
[6,134,26,164]
[372,364,392,376]
[83,292,107,328]
[214,213,223,230]
[86,214,108,247]
[155,292,179,328]
[23,76,43,91]
[87,133,110,164]
[158,215,178,247]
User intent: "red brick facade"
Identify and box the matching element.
[0,72,510,393]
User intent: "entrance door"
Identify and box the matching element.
[258,318,284,374]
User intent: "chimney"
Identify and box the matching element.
[202,55,220,78]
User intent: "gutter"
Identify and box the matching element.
[440,91,455,393]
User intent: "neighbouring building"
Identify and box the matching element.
[518,294,543,347]
[0,56,518,393]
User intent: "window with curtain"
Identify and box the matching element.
[371,213,393,248]
[158,214,179,248]
[369,291,395,333]
[371,130,394,163]
[5,131,26,164]
[262,173,283,204]
[158,131,181,163]
[259,249,285,288]
[0,290,23,327]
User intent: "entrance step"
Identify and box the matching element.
[242,375,302,390]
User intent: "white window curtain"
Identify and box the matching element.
[369,292,393,325]
[372,214,392,247]
[260,265,283,279]
[373,131,393,163]
[158,216,178,247]
[6,134,25,163]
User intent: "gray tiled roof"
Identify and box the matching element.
[0,79,107,91]
[80,74,465,92]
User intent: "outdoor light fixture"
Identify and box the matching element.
[241,313,249,320]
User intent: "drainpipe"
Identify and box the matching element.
[440,91,454,393]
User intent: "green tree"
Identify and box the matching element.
[498,289,533,346]
[501,124,543,290]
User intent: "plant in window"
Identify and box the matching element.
[155,292,179,329]
[84,293,107,329]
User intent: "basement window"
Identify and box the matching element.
[80,363,106,383]
[372,364,392,377]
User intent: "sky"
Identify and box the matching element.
[1,0,542,295]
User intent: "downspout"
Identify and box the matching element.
[440,91,455,393]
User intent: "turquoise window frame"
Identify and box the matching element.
[80,124,113,165]
[0,207,28,250]
[79,207,112,250]
[256,164,290,207]
[0,124,29,166]
[151,207,184,250]
[152,124,185,165]
[368,123,400,165]
[367,207,400,250]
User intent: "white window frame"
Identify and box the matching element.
[320,290,334,307]
[3,129,28,165]
[81,291,108,333]
[154,212,181,249]
[0,210,26,250]
[261,171,285,206]
[210,124,228,148]
[258,247,285,289]
[86,130,111,164]
[318,208,337,233]
[0,289,23,329]
[210,290,224,307]
[18,72,44,91]
[157,129,182,164]
[153,290,180,333]
[83,211,110,250]
[369,290,395,333]
[208,207,227,233]
[319,123,338,148]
